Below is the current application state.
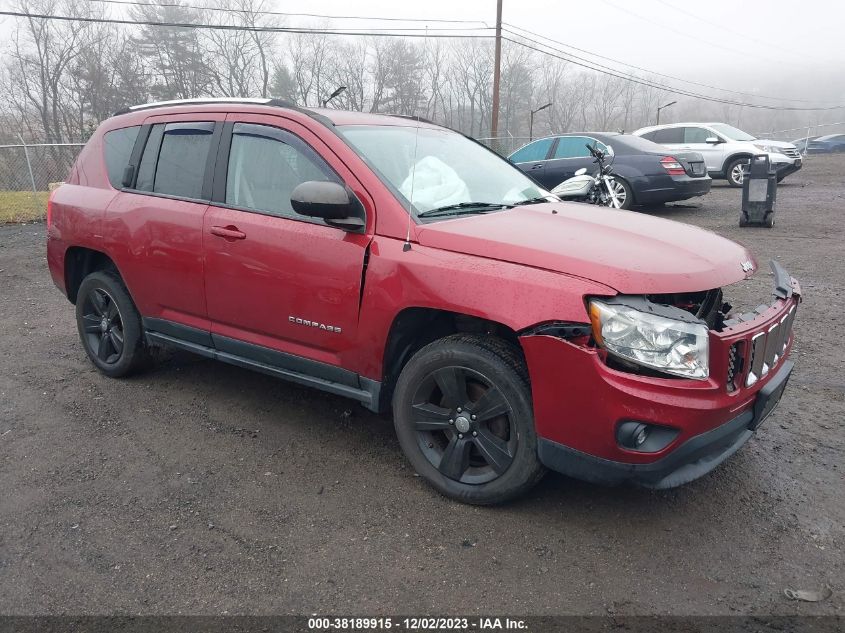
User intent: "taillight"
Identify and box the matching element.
[46,188,56,227]
[660,156,686,176]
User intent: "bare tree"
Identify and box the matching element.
[131,1,212,100]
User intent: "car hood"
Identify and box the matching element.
[416,203,756,294]
[754,138,798,150]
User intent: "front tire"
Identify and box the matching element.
[726,158,749,187]
[392,334,546,505]
[75,271,149,378]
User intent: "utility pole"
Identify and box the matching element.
[491,0,503,146]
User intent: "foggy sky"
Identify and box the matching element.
[1,0,842,107]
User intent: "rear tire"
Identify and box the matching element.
[606,177,633,209]
[75,271,150,378]
[392,334,546,505]
[726,158,749,187]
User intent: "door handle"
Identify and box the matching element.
[530,163,544,170]
[210,225,246,241]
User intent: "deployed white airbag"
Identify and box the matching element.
[400,156,471,212]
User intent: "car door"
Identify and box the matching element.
[508,138,555,186]
[102,114,225,337]
[543,136,605,188]
[202,113,373,373]
[677,126,725,173]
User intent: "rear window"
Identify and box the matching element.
[136,121,215,199]
[103,126,140,189]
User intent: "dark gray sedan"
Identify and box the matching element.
[508,133,711,209]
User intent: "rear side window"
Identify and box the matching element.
[509,138,553,163]
[683,127,712,143]
[103,126,140,189]
[225,123,337,218]
[651,128,684,144]
[136,121,215,199]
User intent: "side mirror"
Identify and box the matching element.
[574,167,588,176]
[290,181,365,230]
[705,137,720,144]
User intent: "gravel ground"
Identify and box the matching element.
[0,155,843,616]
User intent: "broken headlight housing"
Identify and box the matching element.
[589,299,709,380]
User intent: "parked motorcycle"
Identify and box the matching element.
[551,143,628,209]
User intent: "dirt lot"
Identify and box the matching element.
[0,155,843,616]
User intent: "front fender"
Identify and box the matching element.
[353,235,616,379]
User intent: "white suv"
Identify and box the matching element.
[633,122,802,187]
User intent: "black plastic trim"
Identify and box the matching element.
[142,318,381,410]
[770,260,793,300]
[212,334,358,388]
[143,317,212,348]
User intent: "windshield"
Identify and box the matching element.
[710,123,756,142]
[338,125,549,218]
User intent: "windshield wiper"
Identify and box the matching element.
[417,202,512,218]
[513,196,556,206]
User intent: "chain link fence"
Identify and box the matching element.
[0,142,84,224]
[476,136,533,157]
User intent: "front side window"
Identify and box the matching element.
[509,138,554,163]
[553,136,606,158]
[224,123,336,218]
[709,124,756,142]
[339,125,548,217]
[136,121,214,199]
[103,126,140,189]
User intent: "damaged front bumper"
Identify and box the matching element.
[521,261,801,488]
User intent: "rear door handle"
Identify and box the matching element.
[210,225,246,240]
[530,163,544,170]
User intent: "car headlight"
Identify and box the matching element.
[589,300,709,379]
[753,143,779,154]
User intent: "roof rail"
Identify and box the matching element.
[113,97,299,116]
[390,114,438,126]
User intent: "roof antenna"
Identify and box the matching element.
[403,123,421,252]
[403,25,428,253]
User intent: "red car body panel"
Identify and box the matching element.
[417,204,756,294]
[524,291,799,463]
[46,101,800,487]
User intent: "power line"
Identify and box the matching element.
[4,8,843,112]
[598,0,798,67]
[502,22,835,105]
[0,10,494,37]
[502,36,845,111]
[84,0,490,25]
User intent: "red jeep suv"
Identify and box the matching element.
[46,98,800,504]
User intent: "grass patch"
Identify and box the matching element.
[0,190,49,224]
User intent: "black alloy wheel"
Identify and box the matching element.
[80,287,125,365]
[75,270,149,377]
[393,334,545,504]
[411,365,517,485]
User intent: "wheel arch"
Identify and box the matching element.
[64,246,120,304]
[722,152,753,175]
[377,307,521,413]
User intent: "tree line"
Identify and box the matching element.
[0,0,817,147]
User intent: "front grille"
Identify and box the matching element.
[742,304,797,388]
[726,341,744,392]
[779,147,800,158]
